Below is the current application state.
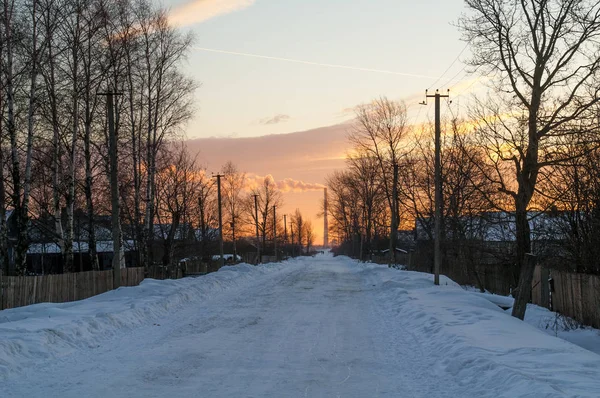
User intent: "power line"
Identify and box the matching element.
[441,66,471,90]
[427,41,471,91]
[452,77,482,100]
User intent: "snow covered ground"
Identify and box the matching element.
[1,254,600,397]
[469,290,600,356]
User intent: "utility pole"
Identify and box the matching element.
[290,221,295,258]
[283,214,287,246]
[214,174,225,269]
[99,91,123,289]
[324,188,328,248]
[273,205,277,261]
[253,194,260,264]
[422,89,449,286]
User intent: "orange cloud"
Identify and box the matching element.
[169,0,255,27]
[245,173,326,193]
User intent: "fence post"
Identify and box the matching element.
[540,266,549,308]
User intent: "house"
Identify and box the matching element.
[2,210,139,274]
[414,210,568,267]
[211,254,242,264]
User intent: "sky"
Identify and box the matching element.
[160,0,483,244]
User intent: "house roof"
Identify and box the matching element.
[27,240,136,254]
[415,211,568,242]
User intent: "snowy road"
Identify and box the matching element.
[2,254,600,397]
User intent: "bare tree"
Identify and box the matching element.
[539,142,600,275]
[303,219,314,254]
[79,0,105,271]
[221,161,245,260]
[155,143,200,269]
[0,0,10,274]
[347,151,383,260]
[194,167,218,260]
[459,0,600,319]
[1,0,41,274]
[0,0,196,276]
[325,171,354,247]
[139,5,196,270]
[350,97,409,264]
[292,208,304,255]
[246,175,283,253]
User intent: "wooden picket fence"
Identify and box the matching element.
[532,266,600,329]
[0,267,145,310]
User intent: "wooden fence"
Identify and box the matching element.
[145,259,209,280]
[532,266,600,329]
[407,252,515,296]
[408,244,600,328]
[0,267,145,310]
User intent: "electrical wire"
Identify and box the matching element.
[426,41,471,91]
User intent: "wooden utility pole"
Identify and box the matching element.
[253,194,260,264]
[283,214,287,245]
[214,174,225,269]
[323,188,328,248]
[423,89,449,286]
[273,205,277,261]
[99,91,123,289]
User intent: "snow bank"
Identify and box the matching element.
[465,288,600,356]
[0,261,293,379]
[521,304,600,356]
[359,261,600,397]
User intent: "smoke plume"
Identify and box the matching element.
[245,174,326,193]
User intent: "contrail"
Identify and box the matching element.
[194,47,437,79]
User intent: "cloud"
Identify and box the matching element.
[169,0,255,27]
[245,174,326,193]
[259,114,291,125]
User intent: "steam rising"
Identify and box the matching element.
[245,174,326,193]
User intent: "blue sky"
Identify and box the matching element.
[164,0,476,138]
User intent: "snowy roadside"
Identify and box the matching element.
[0,260,297,379]
[352,259,600,397]
[2,254,600,397]
[468,289,600,356]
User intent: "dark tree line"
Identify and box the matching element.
[0,0,196,275]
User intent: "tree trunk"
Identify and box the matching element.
[162,212,180,270]
[0,97,8,276]
[84,120,99,270]
[107,92,125,289]
[511,253,537,320]
[48,34,65,273]
[0,32,8,275]
[389,162,398,266]
[64,19,79,273]
[14,0,39,275]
